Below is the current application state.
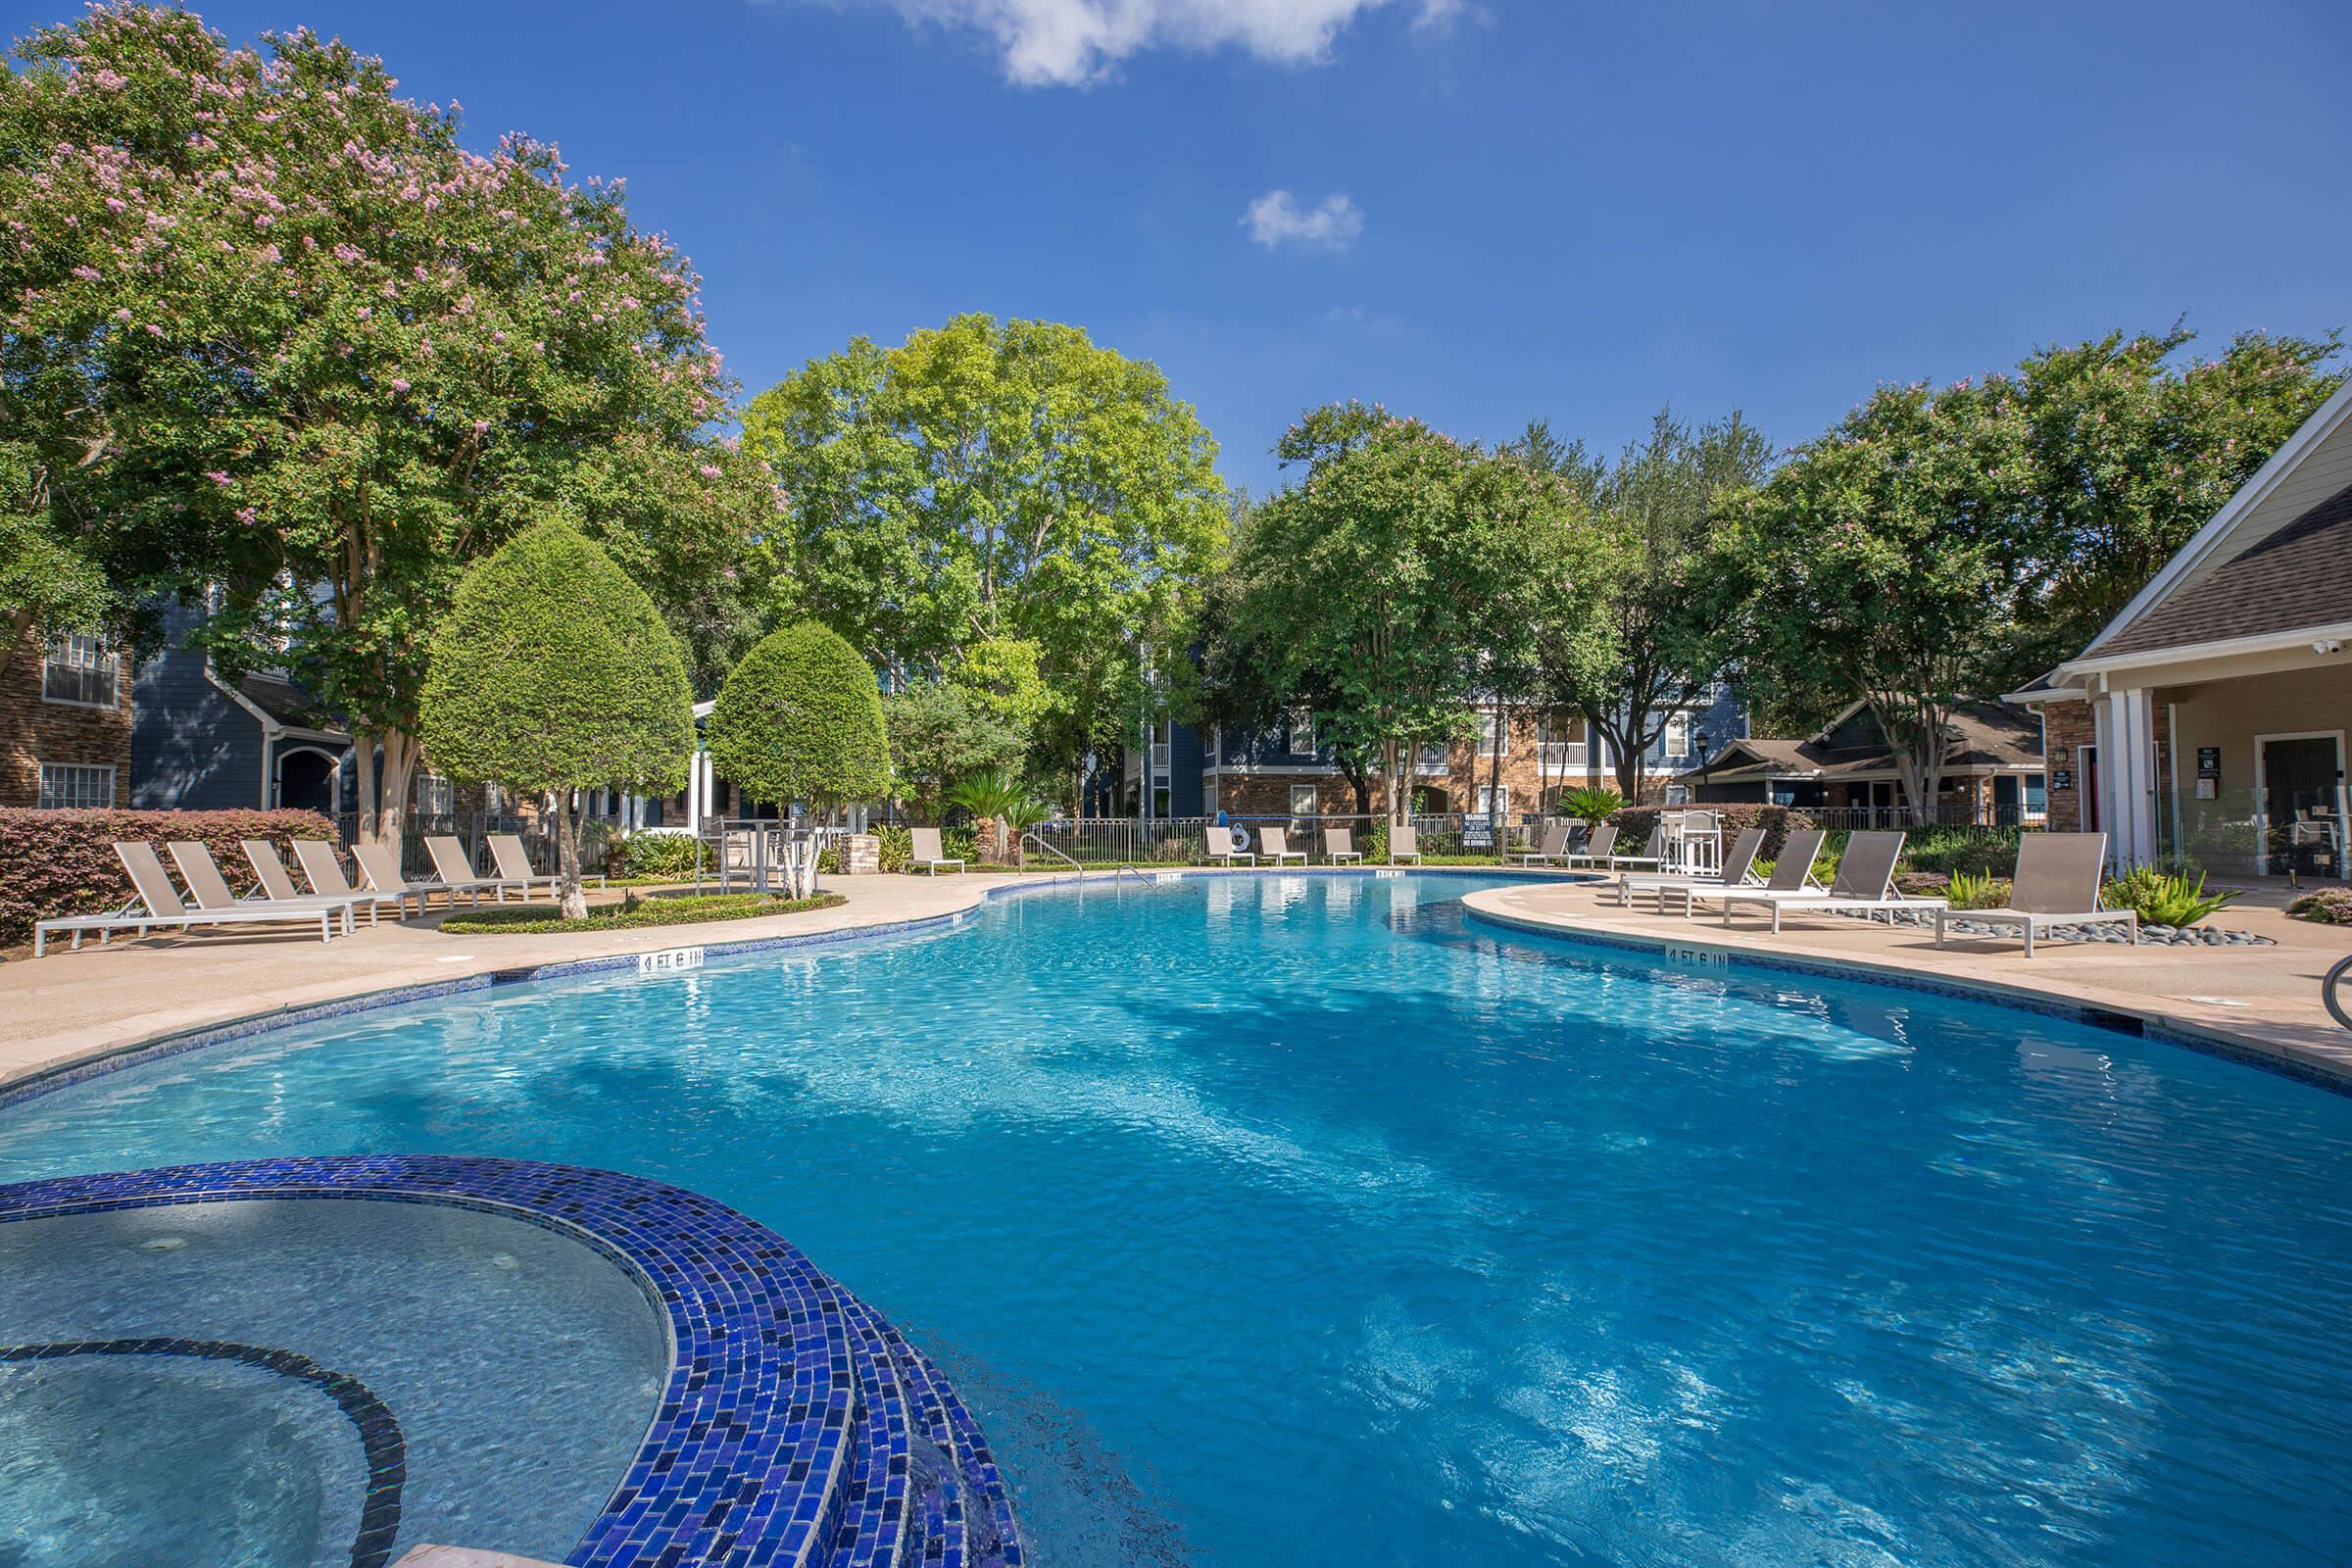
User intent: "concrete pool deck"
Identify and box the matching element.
[3,865,2349,1098]
[1459,879,2352,1087]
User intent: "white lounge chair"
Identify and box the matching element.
[1257,827,1308,867]
[351,841,482,912]
[292,839,419,920]
[1512,820,1573,866]
[1609,825,1665,871]
[1388,823,1422,864]
[32,842,343,956]
[906,826,966,875]
[246,840,406,926]
[1720,831,1945,933]
[1562,823,1619,868]
[1935,831,2137,956]
[1323,826,1363,865]
[486,833,584,901]
[170,841,367,937]
[424,836,523,903]
[1614,827,1768,914]
[1203,825,1256,866]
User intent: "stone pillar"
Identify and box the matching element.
[840,832,881,875]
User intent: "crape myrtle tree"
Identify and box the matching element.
[0,6,770,839]
[707,620,892,832]
[741,314,1228,797]
[1216,404,1591,829]
[417,519,693,919]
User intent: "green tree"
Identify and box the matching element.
[1529,409,1772,799]
[417,519,692,917]
[0,6,768,840]
[1730,378,2034,822]
[2004,325,2341,669]
[885,677,1022,819]
[707,621,891,821]
[1217,408,1577,827]
[742,313,1228,787]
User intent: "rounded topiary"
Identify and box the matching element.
[707,620,891,813]
[419,518,694,911]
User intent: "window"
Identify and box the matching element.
[1288,708,1316,757]
[1477,710,1506,758]
[1476,784,1508,820]
[1203,778,1219,813]
[37,762,116,809]
[1661,711,1692,760]
[41,635,119,708]
[1290,783,1319,815]
[2024,774,2047,816]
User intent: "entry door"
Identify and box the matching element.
[2260,734,2345,877]
[2081,746,2101,833]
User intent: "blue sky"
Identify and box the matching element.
[24,0,2350,490]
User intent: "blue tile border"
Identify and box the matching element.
[1461,902,2352,1097]
[0,1154,1023,1568]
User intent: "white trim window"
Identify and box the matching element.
[1288,708,1316,757]
[41,634,120,708]
[1289,783,1319,815]
[37,761,116,809]
[1476,784,1509,820]
[1660,710,1692,761]
[416,772,456,818]
[1478,710,1507,759]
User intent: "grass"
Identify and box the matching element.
[441,891,845,935]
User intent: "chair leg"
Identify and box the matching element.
[2024,921,2034,958]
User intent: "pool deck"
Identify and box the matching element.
[1458,879,2352,1087]
[3,866,2349,1098]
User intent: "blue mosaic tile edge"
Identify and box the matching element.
[1461,904,2352,1097]
[0,1154,1024,1568]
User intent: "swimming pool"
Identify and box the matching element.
[4,872,2350,1566]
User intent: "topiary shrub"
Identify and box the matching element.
[0,808,338,948]
[708,622,891,822]
[419,518,694,917]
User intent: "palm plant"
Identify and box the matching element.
[948,767,1050,866]
[1560,785,1625,826]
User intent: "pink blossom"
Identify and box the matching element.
[207,470,232,486]
[235,506,258,524]
[258,243,281,265]
[144,322,163,336]
[389,377,411,393]
[72,265,101,281]
[104,196,126,215]
[472,418,490,434]
[700,464,721,479]
[333,242,364,265]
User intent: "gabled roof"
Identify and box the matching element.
[238,671,345,738]
[2072,378,2352,667]
[1682,700,2042,782]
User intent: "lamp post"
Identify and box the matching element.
[1693,728,1710,801]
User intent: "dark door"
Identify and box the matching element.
[2263,735,2344,876]
[276,749,336,814]
[2082,747,2100,832]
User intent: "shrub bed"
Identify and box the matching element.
[0,808,339,949]
[440,890,844,935]
[612,831,706,880]
[2286,887,2352,925]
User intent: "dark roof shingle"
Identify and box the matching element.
[2095,479,2352,658]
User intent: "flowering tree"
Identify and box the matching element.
[1,5,768,837]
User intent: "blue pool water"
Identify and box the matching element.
[4,873,2351,1567]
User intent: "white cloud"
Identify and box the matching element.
[1246,189,1363,252]
[827,0,1460,86]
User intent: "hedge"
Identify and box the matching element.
[1608,803,1811,863]
[0,808,341,948]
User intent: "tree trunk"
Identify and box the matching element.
[1384,738,1408,829]
[368,728,419,847]
[354,737,380,843]
[1486,704,1506,832]
[556,790,589,919]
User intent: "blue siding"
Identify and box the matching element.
[130,602,268,809]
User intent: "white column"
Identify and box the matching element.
[2105,687,2157,869]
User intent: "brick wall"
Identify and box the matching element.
[1206,710,1595,817]
[0,628,133,809]
[2041,700,2093,832]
